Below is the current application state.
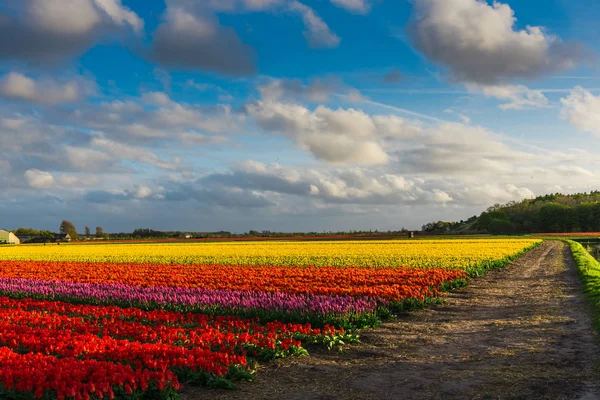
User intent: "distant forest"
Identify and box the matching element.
[423,192,600,234]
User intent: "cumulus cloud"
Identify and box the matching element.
[149,0,339,70]
[561,86,600,136]
[289,1,340,48]
[164,160,457,208]
[409,0,585,84]
[0,72,94,105]
[248,101,388,165]
[150,2,256,75]
[56,174,100,187]
[467,84,549,110]
[0,0,143,64]
[330,0,371,14]
[247,90,543,171]
[205,0,284,12]
[63,92,241,148]
[553,165,595,177]
[257,77,361,103]
[379,119,531,176]
[25,169,56,189]
[90,137,180,171]
[94,0,144,34]
[64,146,115,172]
[453,184,535,206]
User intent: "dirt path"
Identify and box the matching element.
[184,241,600,400]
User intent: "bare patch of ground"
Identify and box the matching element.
[183,241,600,400]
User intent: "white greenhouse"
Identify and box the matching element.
[0,230,20,245]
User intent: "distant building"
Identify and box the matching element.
[0,230,20,245]
[54,233,72,242]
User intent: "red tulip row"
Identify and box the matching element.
[0,296,342,339]
[0,346,181,400]
[0,297,351,399]
[0,307,299,362]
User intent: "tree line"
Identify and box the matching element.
[13,221,105,241]
[422,192,600,235]
[12,223,413,241]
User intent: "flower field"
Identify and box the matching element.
[0,238,540,399]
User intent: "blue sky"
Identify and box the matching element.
[1,0,600,233]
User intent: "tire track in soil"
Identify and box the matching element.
[184,241,600,400]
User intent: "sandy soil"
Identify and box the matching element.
[183,241,600,400]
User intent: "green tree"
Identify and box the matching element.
[95,226,104,238]
[488,219,516,235]
[13,228,40,237]
[538,203,576,232]
[476,211,508,230]
[60,220,79,240]
[85,226,91,238]
[576,203,595,232]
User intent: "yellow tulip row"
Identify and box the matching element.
[0,239,541,270]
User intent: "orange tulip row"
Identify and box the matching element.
[0,260,466,302]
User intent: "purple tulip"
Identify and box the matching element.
[0,277,379,317]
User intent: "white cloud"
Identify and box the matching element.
[130,185,154,199]
[66,92,241,147]
[257,77,361,103]
[561,86,600,136]
[27,0,101,35]
[0,0,144,64]
[206,0,284,12]
[90,137,180,170]
[289,1,341,48]
[25,169,56,189]
[197,161,457,206]
[150,3,256,75]
[459,114,471,124]
[65,146,114,172]
[409,0,584,84]
[247,92,539,172]
[28,0,143,34]
[330,0,370,14]
[454,184,535,206]
[56,174,99,187]
[553,165,595,177]
[0,72,94,104]
[467,84,549,110]
[94,0,144,34]
[248,101,388,165]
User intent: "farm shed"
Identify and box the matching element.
[54,233,72,242]
[0,230,20,244]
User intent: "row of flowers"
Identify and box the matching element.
[0,277,380,327]
[0,239,542,269]
[0,261,468,300]
[0,296,355,398]
[0,262,468,328]
[0,297,349,353]
[0,346,182,400]
[0,240,541,398]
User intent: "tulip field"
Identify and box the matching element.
[0,238,540,399]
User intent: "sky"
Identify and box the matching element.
[1,0,600,233]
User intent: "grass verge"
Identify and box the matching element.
[567,240,600,331]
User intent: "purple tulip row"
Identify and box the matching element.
[0,277,379,316]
